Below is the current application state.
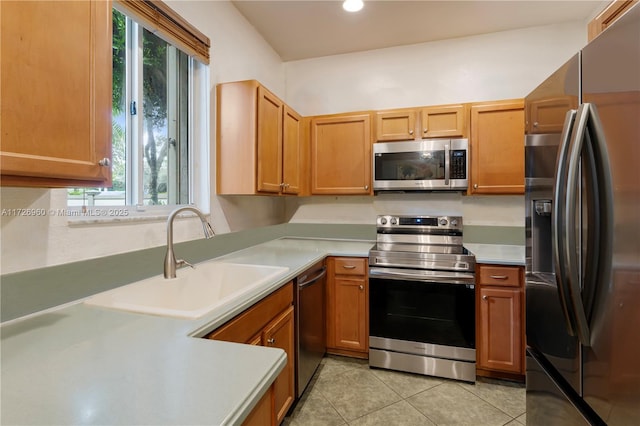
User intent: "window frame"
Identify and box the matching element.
[66,2,210,221]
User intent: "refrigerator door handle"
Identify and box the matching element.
[582,103,614,343]
[563,103,602,346]
[553,108,579,336]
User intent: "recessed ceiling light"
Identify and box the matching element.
[343,0,364,13]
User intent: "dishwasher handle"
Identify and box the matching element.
[298,267,327,289]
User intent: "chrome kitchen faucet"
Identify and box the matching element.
[164,206,215,279]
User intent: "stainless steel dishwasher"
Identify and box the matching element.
[295,260,327,398]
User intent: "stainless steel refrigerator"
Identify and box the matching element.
[524,3,640,425]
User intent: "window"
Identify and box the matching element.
[68,3,209,214]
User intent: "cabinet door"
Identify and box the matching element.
[257,86,284,193]
[470,99,525,194]
[242,386,274,426]
[420,104,467,138]
[588,0,638,41]
[375,110,417,141]
[478,286,522,373]
[332,276,368,352]
[263,306,294,425]
[1,0,112,187]
[282,106,302,194]
[310,114,372,195]
[526,96,577,134]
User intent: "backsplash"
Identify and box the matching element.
[286,193,524,227]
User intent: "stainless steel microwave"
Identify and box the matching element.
[373,139,468,192]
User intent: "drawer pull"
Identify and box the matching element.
[343,265,357,269]
[490,275,509,280]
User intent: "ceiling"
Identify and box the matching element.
[231,0,607,61]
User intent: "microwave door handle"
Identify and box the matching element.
[444,144,450,186]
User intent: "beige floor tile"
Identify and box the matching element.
[348,400,436,426]
[314,368,402,421]
[515,412,526,425]
[286,387,346,426]
[318,355,369,379]
[369,367,444,398]
[459,378,526,418]
[407,382,512,426]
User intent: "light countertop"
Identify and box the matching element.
[464,243,525,266]
[2,237,524,424]
[1,237,374,425]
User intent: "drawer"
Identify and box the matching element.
[478,265,521,287]
[333,257,367,276]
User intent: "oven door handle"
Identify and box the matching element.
[369,267,475,285]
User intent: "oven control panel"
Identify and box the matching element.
[376,215,462,230]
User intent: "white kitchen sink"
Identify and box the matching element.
[84,262,289,319]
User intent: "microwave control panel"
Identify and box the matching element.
[450,150,467,179]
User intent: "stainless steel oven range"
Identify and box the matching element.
[368,215,477,382]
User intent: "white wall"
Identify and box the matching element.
[283,20,587,227]
[285,20,587,115]
[0,1,285,274]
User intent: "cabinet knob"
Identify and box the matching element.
[482,295,488,301]
[533,122,539,128]
[359,285,364,290]
[364,185,369,190]
[98,158,111,167]
[473,184,478,189]
[423,128,428,133]
[267,338,275,344]
[409,130,414,135]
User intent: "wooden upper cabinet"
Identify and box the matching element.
[310,113,372,195]
[0,0,112,187]
[469,99,525,195]
[375,109,417,141]
[375,104,467,142]
[282,106,302,195]
[420,104,467,138]
[217,80,301,195]
[588,0,638,41]
[526,96,577,134]
[257,86,284,194]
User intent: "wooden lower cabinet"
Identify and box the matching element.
[206,282,294,425]
[264,307,295,424]
[326,257,369,358]
[242,386,273,426]
[476,264,525,380]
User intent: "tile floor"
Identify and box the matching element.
[285,355,526,426]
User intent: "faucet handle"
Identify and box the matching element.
[176,259,195,270]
